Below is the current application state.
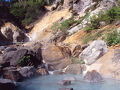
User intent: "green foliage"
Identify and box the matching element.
[101,7,120,23]
[85,16,100,32]
[83,30,104,44]
[105,30,120,46]
[18,55,31,66]
[71,57,85,64]
[10,0,45,25]
[51,17,77,33]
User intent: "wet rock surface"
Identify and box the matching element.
[64,64,83,75]
[84,70,103,83]
[18,66,37,78]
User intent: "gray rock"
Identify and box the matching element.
[3,67,23,81]
[18,66,37,78]
[0,22,27,43]
[58,80,71,85]
[0,79,16,90]
[2,49,28,66]
[84,70,103,83]
[79,40,108,65]
[4,46,17,53]
[64,64,83,75]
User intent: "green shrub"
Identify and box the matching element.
[85,16,100,32]
[101,7,120,23]
[10,0,45,25]
[71,57,85,64]
[18,55,31,66]
[105,30,120,46]
[51,17,77,33]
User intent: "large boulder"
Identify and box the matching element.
[0,22,27,43]
[42,44,72,70]
[1,49,28,67]
[2,67,23,81]
[83,70,103,83]
[64,64,83,74]
[86,49,120,80]
[79,40,108,65]
[0,79,16,90]
[73,0,93,14]
[18,66,37,78]
[0,47,42,67]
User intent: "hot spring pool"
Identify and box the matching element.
[17,74,120,90]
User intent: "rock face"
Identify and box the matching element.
[84,70,103,83]
[58,80,71,85]
[18,66,37,78]
[68,0,118,34]
[36,68,49,76]
[73,0,93,14]
[2,49,28,66]
[0,79,16,90]
[0,46,42,67]
[64,64,83,74]
[0,22,27,43]
[79,40,108,65]
[42,44,72,70]
[2,67,23,82]
[87,49,120,80]
[72,45,82,57]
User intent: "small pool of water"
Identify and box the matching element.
[17,74,120,90]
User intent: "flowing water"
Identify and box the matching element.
[18,74,120,90]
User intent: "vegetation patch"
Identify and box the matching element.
[10,0,45,25]
[18,55,32,67]
[105,30,120,46]
[71,57,85,64]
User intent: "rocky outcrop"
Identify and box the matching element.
[1,49,28,66]
[18,66,37,78]
[0,79,16,90]
[0,46,42,67]
[72,45,82,57]
[42,44,72,70]
[68,0,118,34]
[2,67,23,82]
[79,40,108,65]
[64,64,83,74]
[83,70,103,83]
[84,49,120,80]
[0,22,27,43]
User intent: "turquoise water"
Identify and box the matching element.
[18,74,120,90]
